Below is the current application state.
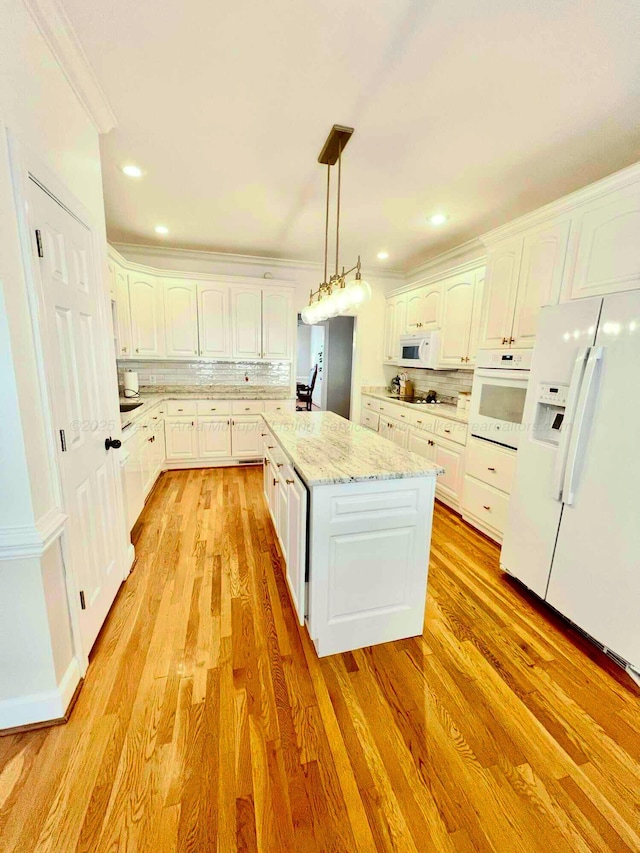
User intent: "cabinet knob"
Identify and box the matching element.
[277,463,283,468]
[487,466,496,472]
[509,337,515,344]
[483,505,492,511]
[273,478,278,486]
[286,479,295,485]
[136,347,139,353]
[105,437,122,451]
[122,346,127,353]
[501,338,507,345]
[444,428,451,433]
[268,445,275,449]
[265,458,270,465]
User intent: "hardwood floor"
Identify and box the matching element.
[1,467,638,852]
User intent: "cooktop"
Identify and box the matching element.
[387,395,442,406]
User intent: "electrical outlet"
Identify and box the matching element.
[148,375,157,385]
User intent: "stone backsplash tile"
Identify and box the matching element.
[370,367,474,404]
[118,359,292,390]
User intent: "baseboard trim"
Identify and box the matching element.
[0,656,82,733]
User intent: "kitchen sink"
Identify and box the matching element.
[120,401,142,413]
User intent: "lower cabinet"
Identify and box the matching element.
[461,436,517,542]
[198,416,232,458]
[231,416,263,458]
[379,416,408,448]
[408,429,464,510]
[165,417,198,460]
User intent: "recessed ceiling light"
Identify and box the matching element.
[429,213,448,226]
[122,164,143,178]
[377,251,389,260]
[155,225,169,235]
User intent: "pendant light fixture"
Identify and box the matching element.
[301,125,372,325]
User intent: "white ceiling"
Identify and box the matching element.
[63,0,640,272]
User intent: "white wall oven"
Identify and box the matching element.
[470,350,532,450]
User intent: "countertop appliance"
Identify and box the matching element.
[501,293,640,684]
[398,331,441,369]
[469,349,532,450]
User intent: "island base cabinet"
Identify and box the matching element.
[308,476,435,657]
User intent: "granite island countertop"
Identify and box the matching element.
[262,411,443,486]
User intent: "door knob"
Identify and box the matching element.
[105,437,122,451]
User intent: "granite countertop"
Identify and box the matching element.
[361,391,469,424]
[120,387,292,429]
[262,411,443,486]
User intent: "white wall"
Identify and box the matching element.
[0,0,110,725]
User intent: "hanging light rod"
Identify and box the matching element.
[302,125,371,325]
[317,124,354,165]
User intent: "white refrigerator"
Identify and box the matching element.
[501,291,640,682]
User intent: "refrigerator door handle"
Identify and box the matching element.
[562,346,604,506]
[552,346,590,500]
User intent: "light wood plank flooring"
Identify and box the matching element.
[0,467,638,852]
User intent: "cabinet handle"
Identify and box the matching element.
[483,505,491,511]
[444,428,451,433]
[277,463,283,468]
[487,466,496,472]
[122,346,127,353]
[509,337,515,344]
[268,445,275,449]
[501,337,508,345]
[461,356,465,362]
[178,408,183,411]
[244,407,250,411]
[416,420,422,424]
[261,433,267,437]
[136,347,139,353]
[286,479,295,485]
[273,478,278,487]
[227,419,231,426]
[265,458,270,466]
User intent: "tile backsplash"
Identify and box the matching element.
[117,359,292,390]
[378,366,474,404]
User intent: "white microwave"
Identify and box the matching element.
[398,331,441,369]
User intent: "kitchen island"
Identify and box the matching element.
[261,410,442,656]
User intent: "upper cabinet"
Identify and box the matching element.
[406,284,441,331]
[566,185,640,300]
[438,268,484,367]
[164,280,199,358]
[129,273,165,358]
[383,293,407,362]
[113,263,132,357]
[198,282,230,358]
[479,221,570,350]
[231,286,262,358]
[262,288,293,359]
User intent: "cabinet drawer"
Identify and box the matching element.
[232,400,265,415]
[264,399,295,413]
[465,438,516,493]
[434,416,467,446]
[362,395,380,413]
[378,400,410,422]
[197,400,231,415]
[167,400,197,416]
[462,476,510,535]
[410,411,436,432]
[360,411,379,431]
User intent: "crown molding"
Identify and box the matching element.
[110,242,406,281]
[481,161,640,246]
[23,0,117,134]
[404,238,486,283]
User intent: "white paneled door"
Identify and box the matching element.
[164,280,199,357]
[29,179,124,656]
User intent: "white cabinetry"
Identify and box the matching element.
[198,417,232,458]
[164,280,199,358]
[231,286,262,358]
[438,270,484,367]
[566,184,640,299]
[197,282,230,357]
[462,436,517,542]
[406,284,441,331]
[231,416,263,457]
[480,222,570,350]
[165,417,198,460]
[262,288,293,359]
[285,469,308,626]
[383,293,407,362]
[114,263,132,357]
[129,273,165,357]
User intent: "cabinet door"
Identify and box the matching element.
[479,239,523,349]
[164,280,199,358]
[114,264,133,357]
[422,284,441,329]
[438,273,475,366]
[165,418,197,460]
[231,287,262,358]
[434,438,464,507]
[511,221,570,348]
[231,416,262,457]
[277,468,289,559]
[408,430,436,461]
[466,267,485,367]
[107,258,116,299]
[393,294,407,346]
[130,274,165,357]
[123,430,144,529]
[198,416,231,458]
[406,287,425,330]
[569,187,640,299]
[263,288,293,359]
[286,471,308,626]
[198,282,230,357]
[389,420,408,449]
[383,299,396,362]
[378,417,392,441]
